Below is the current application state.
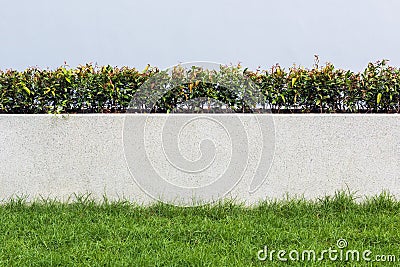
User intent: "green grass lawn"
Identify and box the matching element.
[1,192,400,266]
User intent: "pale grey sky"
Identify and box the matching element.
[0,0,399,71]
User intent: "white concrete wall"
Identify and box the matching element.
[0,114,399,205]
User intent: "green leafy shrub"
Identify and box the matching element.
[0,64,149,113]
[0,59,399,114]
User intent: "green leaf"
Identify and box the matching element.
[377,93,382,104]
[23,86,31,95]
[291,77,297,87]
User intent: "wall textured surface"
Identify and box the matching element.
[0,114,399,205]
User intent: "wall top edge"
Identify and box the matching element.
[0,114,399,117]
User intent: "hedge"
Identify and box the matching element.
[0,59,399,113]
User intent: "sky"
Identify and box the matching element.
[0,0,399,71]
